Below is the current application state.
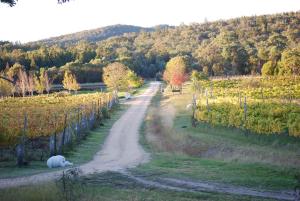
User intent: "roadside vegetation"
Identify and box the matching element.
[138,80,300,190]
[0,171,273,201]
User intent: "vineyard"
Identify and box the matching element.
[193,76,300,137]
[0,92,117,163]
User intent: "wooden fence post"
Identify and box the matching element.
[16,113,27,167]
[191,94,197,127]
[261,87,264,102]
[49,134,56,156]
[77,108,80,137]
[97,99,100,120]
[58,113,68,154]
[205,89,209,111]
[244,96,247,124]
[210,81,213,98]
[49,114,57,156]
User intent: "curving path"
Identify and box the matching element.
[0,82,160,189]
[0,82,296,201]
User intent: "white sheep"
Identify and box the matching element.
[47,155,73,168]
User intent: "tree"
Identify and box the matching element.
[34,68,52,94]
[27,72,35,96]
[1,0,69,7]
[163,56,188,90]
[279,47,300,75]
[0,69,14,97]
[212,63,224,76]
[62,70,80,92]
[0,79,14,97]
[218,31,249,74]
[190,70,208,92]
[44,70,52,94]
[102,62,129,92]
[30,58,37,71]
[267,33,288,62]
[34,74,44,94]
[7,62,23,80]
[127,70,143,89]
[16,69,28,97]
[202,66,210,76]
[261,61,275,76]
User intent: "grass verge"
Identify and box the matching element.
[137,83,300,190]
[0,172,274,201]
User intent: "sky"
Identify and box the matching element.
[0,0,299,43]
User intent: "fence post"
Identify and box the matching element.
[106,94,109,109]
[244,96,247,125]
[97,99,100,120]
[210,81,213,98]
[261,87,264,102]
[16,113,27,167]
[76,107,80,138]
[49,134,56,156]
[58,113,68,154]
[192,94,197,127]
[99,98,102,120]
[205,89,209,111]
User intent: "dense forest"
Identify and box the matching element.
[0,11,299,84]
[29,25,162,46]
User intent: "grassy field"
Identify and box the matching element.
[137,82,300,190]
[0,172,273,201]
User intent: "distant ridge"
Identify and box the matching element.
[28,24,171,46]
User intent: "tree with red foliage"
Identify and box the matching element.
[163,56,188,93]
[170,71,188,89]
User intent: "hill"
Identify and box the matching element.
[0,12,299,82]
[28,24,166,46]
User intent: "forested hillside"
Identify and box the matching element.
[28,24,158,46]
[0,11,299,83]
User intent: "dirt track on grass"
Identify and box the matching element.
[0,82,160,189]
[0,82,297,200]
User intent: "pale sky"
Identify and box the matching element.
[0,0,299,43]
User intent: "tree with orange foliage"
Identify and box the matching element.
[163,56,188,93]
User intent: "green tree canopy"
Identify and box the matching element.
[102,62,129,92]
[1,0,68,7]
[279,46,300,75]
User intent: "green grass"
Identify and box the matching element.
[0,105,127,179]
[136,153,298,190]
[118,82,150,98]
[0,172,273,201]
[137,83,300,190]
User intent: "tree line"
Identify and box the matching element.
[0,11,299,85]
[0,60,143,97]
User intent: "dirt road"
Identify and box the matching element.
[0,82,296,200]
[0,82,160,189]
